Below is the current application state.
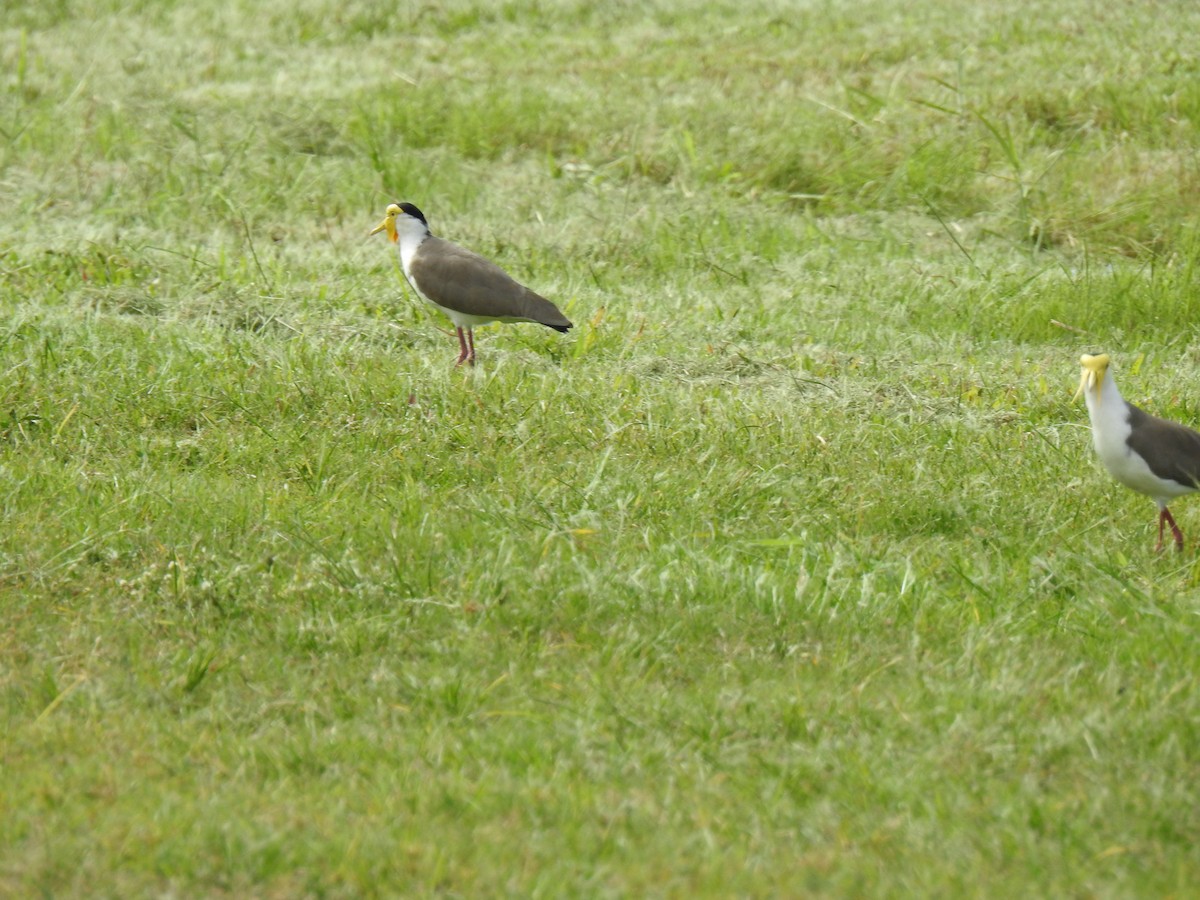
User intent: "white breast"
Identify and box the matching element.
[1085,371,1190,503]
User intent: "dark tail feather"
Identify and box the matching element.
[522,289,572,332]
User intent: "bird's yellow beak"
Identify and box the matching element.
[1074,353,1110,402]
[370,213,397,243]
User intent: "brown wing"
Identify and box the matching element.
[410,237,571,331]
[1126,403,1200,489]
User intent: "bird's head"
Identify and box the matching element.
[370,202,428,243]
[1075,352,1111,403]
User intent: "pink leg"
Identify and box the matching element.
[465,329,476,366]
[1161,507,1185,552]
[454,327,470,366]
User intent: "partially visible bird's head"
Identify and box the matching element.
[370,202,428,243]
[1075,352,1111,402]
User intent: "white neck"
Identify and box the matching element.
[1084,365,1125,415]
[1083,366,1132,457]
[395,217,431,276]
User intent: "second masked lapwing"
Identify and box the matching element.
[1076,352,1200,552]
[371,202,571,366]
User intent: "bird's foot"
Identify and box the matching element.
[1156,508,1186,553]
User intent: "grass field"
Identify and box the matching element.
[2,0,1199,895]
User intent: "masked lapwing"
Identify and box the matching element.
[371,202,571,366]
[1076,352,1200,552]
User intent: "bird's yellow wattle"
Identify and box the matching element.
[1073,368,1092,402]
[1076,353,1110,403]
[370,215,398,243]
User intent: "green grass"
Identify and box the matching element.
[3,0,1200,895]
